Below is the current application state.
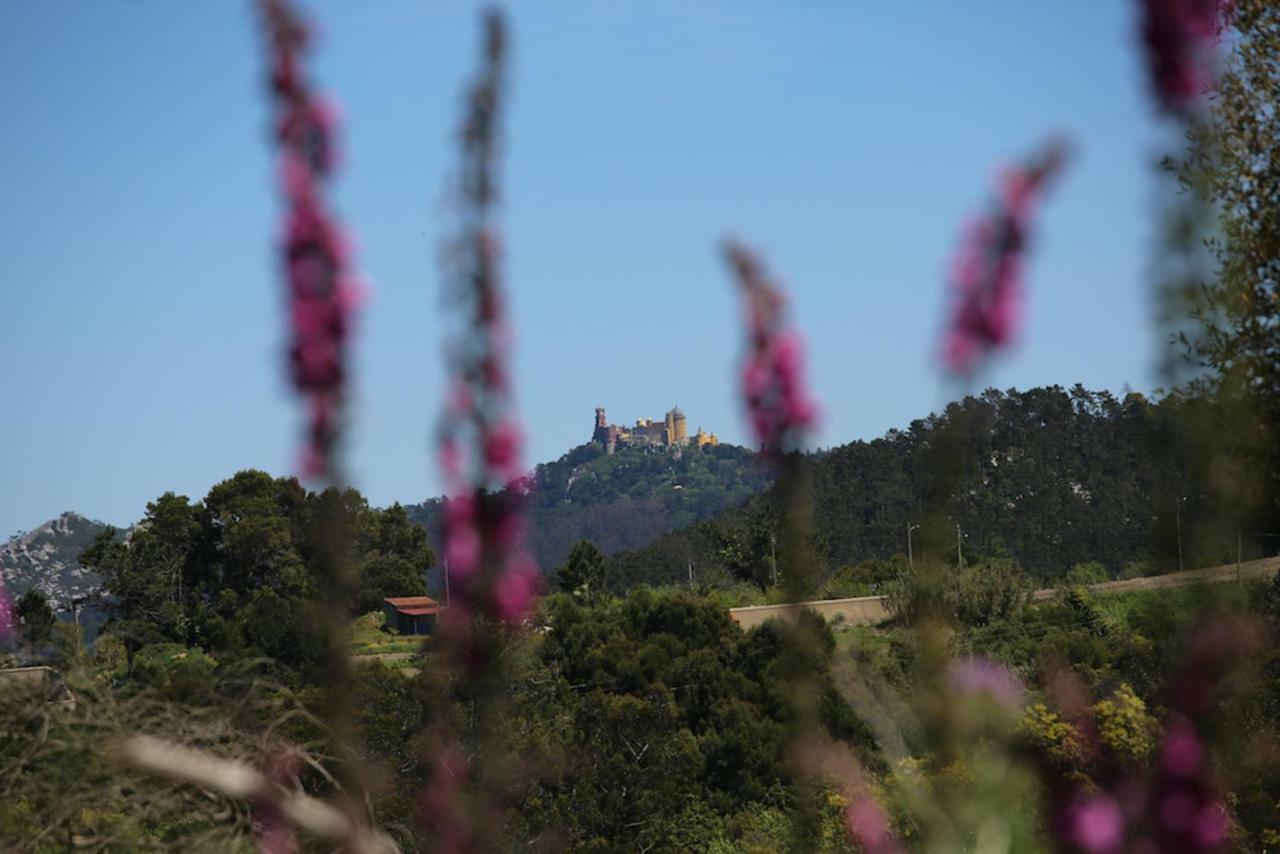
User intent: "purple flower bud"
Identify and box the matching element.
[1071,795,1125,853]
[947,657,1025,709]
[941,138,1069,377]
[1137,0,1231,112]
[723,239,819,458]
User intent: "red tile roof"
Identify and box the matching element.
[384,596,438,608]
[396,606,443,616]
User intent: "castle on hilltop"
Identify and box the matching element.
[592,406,718,453]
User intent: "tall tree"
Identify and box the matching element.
[353,503,435,614]
[557,540,606,599]
[1185,2,1280,513]
[15,589,55,658]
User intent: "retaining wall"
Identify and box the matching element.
[728,556,1280,629]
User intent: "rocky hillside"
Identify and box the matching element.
[2,512,112,615]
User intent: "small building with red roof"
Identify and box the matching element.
[383,596,443,636]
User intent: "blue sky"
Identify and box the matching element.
[1,1,1169,534]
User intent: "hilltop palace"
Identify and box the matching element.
[591,406,718,454]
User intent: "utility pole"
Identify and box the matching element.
[770,531,778,588]
[907,523,919,568]
[1238,528,1243,585]
[443,556,451,607]
[1175,497,1185,574]
[688,558,694,587]
[956,524,964,569]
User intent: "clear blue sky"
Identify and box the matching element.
[2,1,1169,534]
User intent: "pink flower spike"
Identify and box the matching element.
[940,137,1070,378]
[258,0,362,481]
[722,238,820,459]
[0,582,12,641]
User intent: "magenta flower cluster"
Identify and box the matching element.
[1048,618,1261,853]
[941,138,1069,377]
[1138,0,1232,111]
[259,0,363,480]
[723,239,818,458]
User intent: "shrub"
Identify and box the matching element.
[131,644,218,702]
[1092,683,1157,769]
[1066,561,1111,587]
[954,559,1031,627]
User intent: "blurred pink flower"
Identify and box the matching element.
[494,556,539,623]
[1192,802,1230,847]
[254,747,301,854]
[1160,717,1205,778]
[258,0,363,480]
[1159,791,1197,832]
[846,792,902,854]
[1038,617,1260,853]
[445,526,481,582]
[418,747,471,854]
[1137,0,1231,112]
[437,9,537,630]
[941,138,1069,377]
[0,582,12,641]
[1071,795,1125,853]
[483,420,521,483]
[947,656,1025,709]
[723,239,819,458]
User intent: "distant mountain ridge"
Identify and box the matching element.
[2,512,112,614]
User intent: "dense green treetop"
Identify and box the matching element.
[77,471,435,679]
[608,385,1247,590]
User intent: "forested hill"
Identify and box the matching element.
[406,442,771,570]
[608,385,1238,590]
